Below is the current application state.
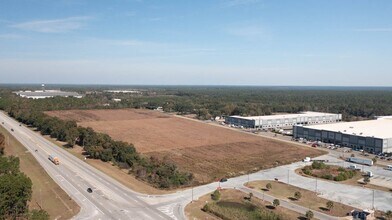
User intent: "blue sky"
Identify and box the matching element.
[0,0,391,85]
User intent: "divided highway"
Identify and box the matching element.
[0,111,172,220]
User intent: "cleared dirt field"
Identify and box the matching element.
[46,109,324,183]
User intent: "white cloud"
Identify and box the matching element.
[353,28,392,32]
[10,16,92,33]
[223,0,260,7]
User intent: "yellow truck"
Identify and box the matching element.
[48,155,60,165]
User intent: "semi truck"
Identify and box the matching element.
[48,155,60,165]
[347,157,373,166]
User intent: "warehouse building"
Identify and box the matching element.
[225,111,342,129]
[15,90,83,99]
[293,117,392,153]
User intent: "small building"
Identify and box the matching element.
[113,98,122,102]
[225,111,342,129]
[293,117,392,153]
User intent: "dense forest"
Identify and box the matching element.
[1,86,392,189]
[3,86,392,121]
[0,133,49,220]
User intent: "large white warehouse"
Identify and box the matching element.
[225,111,342,129]
[293,117,392,153]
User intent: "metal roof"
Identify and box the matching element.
[302,118,392,139]
[229,111,340,121]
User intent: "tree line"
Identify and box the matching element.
[3,87,392,121]
[0,133,49,220]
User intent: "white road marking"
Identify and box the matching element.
[157,204,178,220]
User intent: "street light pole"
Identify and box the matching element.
[372,190,375,210]
[287,169,290,184]
[191,187,194,203]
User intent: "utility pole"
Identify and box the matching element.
[287,169,290,184]
[315,177,318,193]
[372,190,375,210]
[40,188,42,209]
[191,187,194,203]
[247,173,250,184]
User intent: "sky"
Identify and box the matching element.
[0,0,391,86]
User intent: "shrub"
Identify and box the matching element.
[311,161,326,170]
[266,183,272,191]
[305,210,314,219]
[326,201,334,211]
[322,174,333,180]
[273,199,280,208]
[211,190,221,201]
[303,168,312,175]
[294,191,302,200]
[202,203,211,212]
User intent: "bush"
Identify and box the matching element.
[266,183,272,190]
[326,201,334,211]
[294,191,302,200]
[305,210,314,219]
[273,199,280,208]
[211,190,221,201]
[311,161,326,170]
[303,168,312,175]
[321,174,333,180]
[202,203,211,212]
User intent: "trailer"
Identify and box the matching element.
[347,157,373,166]
[48,155,60,165]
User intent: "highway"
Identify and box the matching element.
[2,110,392,219]
[0,111,172,220]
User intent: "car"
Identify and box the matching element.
[387,158,392,161]
[364,153,369,156]
[1,122,4,124]
[87,188,93,193]
[219,178,228,182]
[19,124,22,127]
[10,128,14,132]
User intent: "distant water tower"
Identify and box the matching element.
[41,83,45,92]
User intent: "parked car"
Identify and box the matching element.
[10,128,14,132]
[220,178,228,182]
[87,188,93,193]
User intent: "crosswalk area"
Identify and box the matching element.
[157,203,178,220]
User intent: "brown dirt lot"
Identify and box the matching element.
[46,109,325,183]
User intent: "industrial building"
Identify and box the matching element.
[15,90,82,99]
[293,117,392,153]
[14,83,82,99]
[225,111,342,129]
